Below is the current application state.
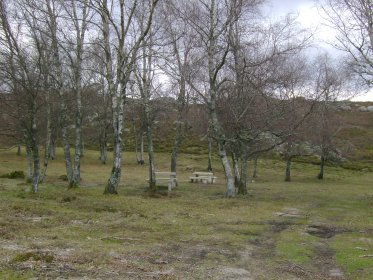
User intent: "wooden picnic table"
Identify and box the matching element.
[189,171,217,184]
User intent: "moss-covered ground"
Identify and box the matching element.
[0,148,372,279]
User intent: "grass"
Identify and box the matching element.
[0,148,372,279]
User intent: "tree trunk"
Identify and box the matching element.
[171,76,186,173]
[39,92,52,183]
[48,1,73,186]
[26,144,33,182]
[219,144,235,197]
[134,122,144,165]
[81,139,85,157]
[50,138,56,160]
[140,133,144,164]
[143,80,155,190]
[30,108,40,193]
[134,122,140,163]
[71,85,82,187]
[102,0,122,195]
[237,144,248,195]
[318,155,325,180]
[209,89,235,197]
[70,0,88,187]
[285,157,292,182]
[31,145,40,193]
[105,90,124,195]
[61,120,73,183]
[252,156,258,178]
[71,132,81,187]
[232,151,240,188]
[170,120,182,173]
[99,138,107,164]
[207,137,213,172]
[147,120,156,191]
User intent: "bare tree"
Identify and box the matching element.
[0,0,49,192]
[160,0,194,173]
[61,0,92,187]
[319,0,373,87]
[95,0,159,194]
[135,29,157,191]
[217,11,313,194]
[180,0,248,197]
[22,0,93,187]
[310,53,346,179]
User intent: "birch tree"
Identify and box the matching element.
[61,0,92,186]
[95,0,159,194]
[319,0,373,87]
[181,0,247,197]
[310,53,345,179]
[160,0,194,173]
[0,1,50,192]
[135,30,157,191]
[218,11,313,194]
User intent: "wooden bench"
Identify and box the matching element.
[189,172,217,184]
[148,172,177,192]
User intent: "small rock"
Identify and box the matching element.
[218,267,252,280]
[355,247,368,251]
[358,106,368,112]
[274,208,304,218]
[329,268,344,278]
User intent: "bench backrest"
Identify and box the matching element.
[193,172,213,176]
[155,172,176,178]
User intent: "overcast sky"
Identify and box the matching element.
[265,0,372,102]
[265,0,334,46]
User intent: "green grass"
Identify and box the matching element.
[0,147,372,279]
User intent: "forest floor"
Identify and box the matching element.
[0,148,372,279]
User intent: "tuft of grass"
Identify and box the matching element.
[11,251,54,263]
[59,195,77,203]
[58,174,68,181]
[0,269,33,280]
[0,170,25,179]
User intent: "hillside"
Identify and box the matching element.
[1,99,373,167]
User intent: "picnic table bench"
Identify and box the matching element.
[148,172,177,192]
[189,172,217,184]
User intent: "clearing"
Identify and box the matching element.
[0,148,372,279]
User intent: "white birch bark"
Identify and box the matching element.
[45,0,74,183]
[39,88,52,183]
[98,0,159,194]
[69,0,89,187]
[0,1,41,192]
[185,0,238,197]
[137,31,156,190]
